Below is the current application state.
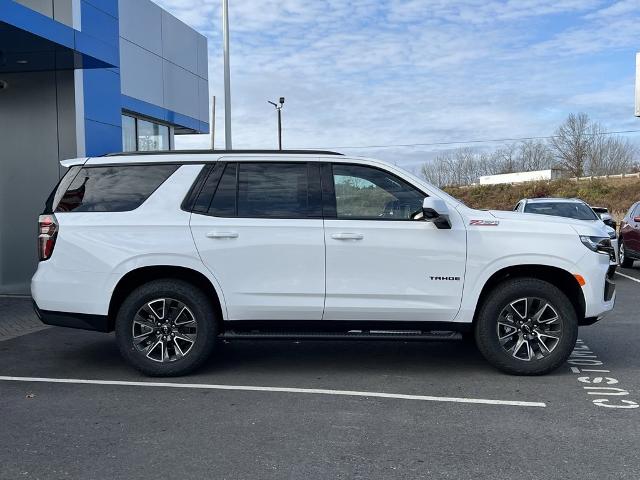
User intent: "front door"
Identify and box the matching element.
[190,161,325,320]
[322,162,467,322]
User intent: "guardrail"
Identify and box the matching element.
[570,172,640,181]
[446,171,640,188]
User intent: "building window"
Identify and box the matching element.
[122,115,137,152]
[121,114,172,152]
[138,119,170,151]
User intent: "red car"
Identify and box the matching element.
[619,201,640,268]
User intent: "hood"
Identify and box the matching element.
[487,210,610,236]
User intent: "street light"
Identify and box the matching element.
[268,97,285,150]
[222,0,232,149]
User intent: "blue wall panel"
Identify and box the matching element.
[80,2,119,46]
[81,0,121,155]
[121,95,208,134]
[83,0,119,19]
[84,120,122,156]
[83,68,121,127]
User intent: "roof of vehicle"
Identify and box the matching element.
[104,149,344,157]
[60,150,346,168]
[520,197,585,204]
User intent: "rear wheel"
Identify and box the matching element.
[620,240,634,268]
[115,279,218,376]
[475,278,578,375]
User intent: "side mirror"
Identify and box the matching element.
[422,197,451,229]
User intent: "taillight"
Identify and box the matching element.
[38,214,58,261]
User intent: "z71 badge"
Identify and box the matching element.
[469,219,499,226]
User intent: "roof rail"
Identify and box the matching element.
[104,149,344,157]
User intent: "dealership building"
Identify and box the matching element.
[0,0,210,294]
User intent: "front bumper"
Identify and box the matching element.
[604,265,616,302]
[33,300,111,332]
[580,263,616,325]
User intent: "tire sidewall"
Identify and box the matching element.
[475,279,578,375]
[115,279,217,376]
[620,240,634,268]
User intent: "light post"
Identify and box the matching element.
[268,97,285,150]
[222,0,232,149]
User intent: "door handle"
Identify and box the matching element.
[331,233,364,240]
[206,231,239,239]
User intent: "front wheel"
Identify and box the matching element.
[475,278,578,375]
[115,279,218,376]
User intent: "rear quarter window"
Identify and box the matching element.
[54,164,179,213]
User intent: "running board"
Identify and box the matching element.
[219,330,462,342]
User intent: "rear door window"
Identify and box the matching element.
[209,163,238,217]
[237,163,310,218]
[55,164,179,212]
[200,162,320,218]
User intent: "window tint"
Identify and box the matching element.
[523,202,598,221]
[55,165,179,213]
[209,163,237,217]
[236,163,310,218]
[331,164,424,220]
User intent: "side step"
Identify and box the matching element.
[219,329,462,342]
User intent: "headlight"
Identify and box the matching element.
[607,230,616,240]
[580,235,614,256]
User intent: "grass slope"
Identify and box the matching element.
[444,177,640,220]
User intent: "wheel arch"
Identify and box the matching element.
[108,266,225,331]
[472,265,586,325]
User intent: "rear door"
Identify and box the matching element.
[189,160,325,320]
[321,162,467,322]
[624,203,640,253]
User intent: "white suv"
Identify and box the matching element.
[32,151,617,376]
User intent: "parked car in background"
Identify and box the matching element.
[513,198,617,243]
[619,201,640,268]
[592,207,617,231]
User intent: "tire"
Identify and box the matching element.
[474,278,578,375]
[115,279,218,376]
[619,240,634,268]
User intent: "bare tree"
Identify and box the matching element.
[421,148,494,186]
[491,144,519,173]
[421,113,638,186]
[587,122,636,176]
[550,113,592,177]
[518,139,554,171]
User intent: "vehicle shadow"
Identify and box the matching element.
[201,339,491,377]
[0,327,580,383]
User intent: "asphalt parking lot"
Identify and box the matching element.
[1,268,639,480]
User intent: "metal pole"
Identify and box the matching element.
[277,108,282,150]
[210,95,216,149]
[222,0,232,149]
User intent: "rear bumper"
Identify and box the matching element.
[33,300,111,332]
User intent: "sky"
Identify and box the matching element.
[153,0,640,173]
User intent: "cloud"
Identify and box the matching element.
[153,0,640,173]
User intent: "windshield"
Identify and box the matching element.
[523,202,599,220]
